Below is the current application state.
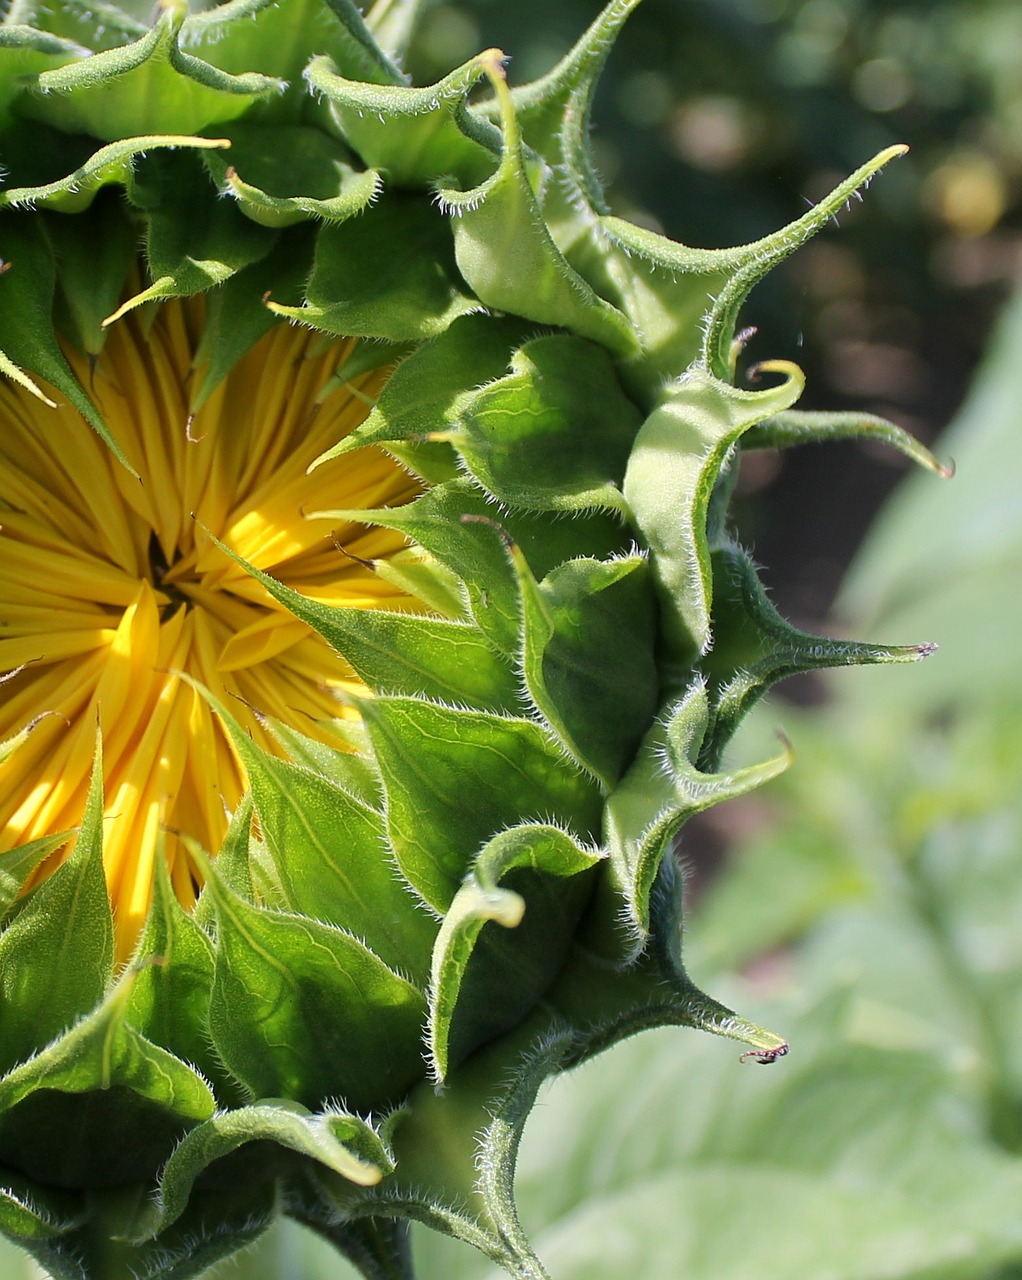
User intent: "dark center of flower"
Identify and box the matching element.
[147,531,189,612]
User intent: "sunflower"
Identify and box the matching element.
[0,297,417,957]
[0,3,940,1279]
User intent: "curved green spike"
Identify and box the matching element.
[744,407,953,477]
[701,542,937,767]
[438,55,638,358]
[624,362,805,674]
[0,134,230,213]
[510,0,643,208]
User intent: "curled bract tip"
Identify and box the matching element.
[479,47,509,78]
[747,359,803,383]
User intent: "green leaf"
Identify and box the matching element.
[623,363,804,675]
[202,123,381,228]
[509,0,642,193]
[306,49,499,187]
[7,2,147,50]
[451,334,640,515]
[388,1023,580,1277]
[322,478,628,660]
[189,224,316,410]
[594,235,736,406]
[0,25,86,131]
[599,681,789,957]
[308,0,406,84]
[46,200,137,356]
[500,2,714,406]
[313,312,528,467]
[0,986,214,1125]
[104,148,277,322]
[0,215,131,468]
[360,697,604,913]
[209,705,436,982]
[20,1179,279,1280]
[184,0,402,88]
[267,718,382,808]
[600,146,908,383]
[438,57,637,359]
[0,133,232,214]
[0,731,112,1074]
[214,542,521,713]
[698,146,908,376]
[515,553,658,788]
[202,864,427,1114]
[744,408,951,476]
[17,6,282,141]
[126,851,240,1106]
[267,192,478,340]
[319,481,524,658]
[193,792,255,929]
[0,714,53,767]
[367,547,467,618]
[0,977,215,1191]
[0,1171,83,1243]
[0,831,72,923]
[429,824,602,1080]
[136,1101,392,1242]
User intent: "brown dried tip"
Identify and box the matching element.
[739,1043,790,1065]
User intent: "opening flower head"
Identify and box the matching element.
[1,298,417,956]
[0,3,943,1278]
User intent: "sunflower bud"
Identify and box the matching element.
[0,3,945,1277]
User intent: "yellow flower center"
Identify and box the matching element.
[0,299,417,958]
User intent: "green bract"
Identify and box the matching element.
[0,2,946,1277]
